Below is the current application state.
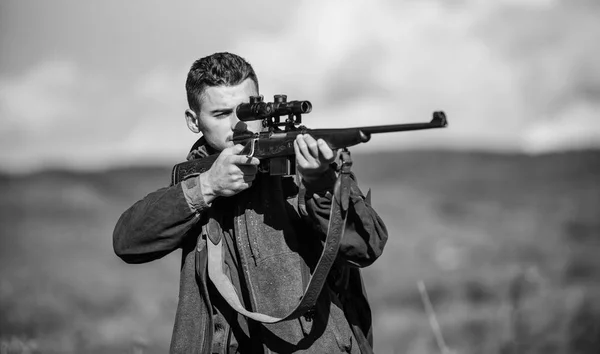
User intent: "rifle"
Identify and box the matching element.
[171,94,448,185]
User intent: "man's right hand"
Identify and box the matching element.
[199,144,260,205]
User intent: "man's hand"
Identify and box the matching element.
[199,144,259,205]
[294,134,336,183]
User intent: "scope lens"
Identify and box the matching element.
[300,101,312,113]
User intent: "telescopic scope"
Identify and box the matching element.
[236,95,312,121]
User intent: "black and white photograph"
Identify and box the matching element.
[1,0,599,353]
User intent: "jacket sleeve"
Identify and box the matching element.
[113,175,208,264]
[300,168,388,268]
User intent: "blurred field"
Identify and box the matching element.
[1,150,599,354]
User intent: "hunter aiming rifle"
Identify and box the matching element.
[171,94,448,185]
[169,95,449,352]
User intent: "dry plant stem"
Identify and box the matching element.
[418,280,453,354]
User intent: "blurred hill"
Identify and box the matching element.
[1,150,599,353]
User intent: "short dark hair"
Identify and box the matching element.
[186,52,259,112]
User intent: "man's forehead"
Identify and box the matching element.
[200,79,258,107]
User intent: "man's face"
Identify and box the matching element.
[193,78,262,152]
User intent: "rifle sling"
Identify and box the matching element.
[206,168,352,324]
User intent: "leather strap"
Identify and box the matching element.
[207,153,353,324]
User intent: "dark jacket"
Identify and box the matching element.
[113,139,388,353]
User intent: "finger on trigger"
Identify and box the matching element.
[241,155,259,165]
[232,155,259,165]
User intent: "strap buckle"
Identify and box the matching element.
[339,148,353,174]
[303,307,316,322]
[335,148,353,212]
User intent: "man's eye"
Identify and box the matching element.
[216,112,231,118]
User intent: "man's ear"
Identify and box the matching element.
[185,108,200,133]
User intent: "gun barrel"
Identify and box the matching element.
[173,111,449,183]
[358,111,448,135]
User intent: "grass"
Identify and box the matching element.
[1,150,599,353]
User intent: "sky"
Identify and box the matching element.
[0,0,599,172]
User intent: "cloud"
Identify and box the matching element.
[523,102,600,154]
[0,61,196,172]
[0,61,79,134]
[232,0,600,153]
[2,0,600,172]
[133,66,186,106]
[231,1,521,149]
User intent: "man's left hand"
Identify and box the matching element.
[294,134,336,183]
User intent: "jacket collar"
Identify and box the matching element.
[186,137,218,161]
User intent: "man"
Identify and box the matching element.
[113,52,388,353]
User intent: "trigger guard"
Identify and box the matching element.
[246,139,257,159]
